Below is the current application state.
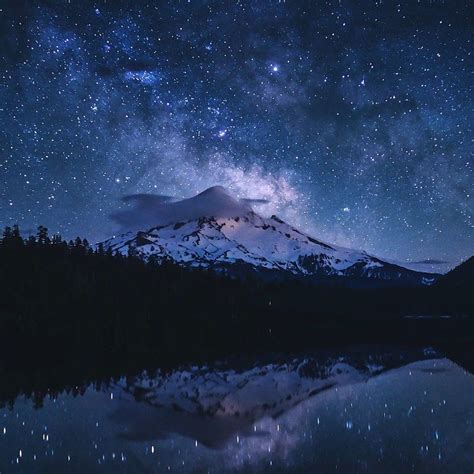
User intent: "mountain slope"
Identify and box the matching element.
[436,255,473,290]
[101,186,438,285]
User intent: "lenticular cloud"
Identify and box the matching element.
[111,186,256,232]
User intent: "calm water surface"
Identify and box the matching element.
[0,350,473,473]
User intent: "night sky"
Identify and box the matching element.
[1,1,472,265]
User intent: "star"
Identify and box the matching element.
[0,0,470,266]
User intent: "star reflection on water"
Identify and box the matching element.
[0,348,473,473]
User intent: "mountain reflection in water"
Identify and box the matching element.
[0,348,473,473]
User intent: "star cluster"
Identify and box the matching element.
[0,1,472,263]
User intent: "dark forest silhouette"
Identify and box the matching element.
[0,225,471,407]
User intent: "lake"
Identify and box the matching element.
[1,347,473,473]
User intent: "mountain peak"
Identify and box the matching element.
[104,185,439,286]
[179,185,252,221]
[197,185,230,197]
[111,186,254,232]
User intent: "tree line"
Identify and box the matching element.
[0,225,471,407]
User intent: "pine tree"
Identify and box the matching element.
[12,224,20,239]
[127,243,138,259]
[52,234,62,245]
[10,224,23,248]
[1,225,23,248]
[2,226,12,241]
[37,225,49,245]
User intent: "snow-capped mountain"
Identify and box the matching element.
[101,186,438,285]
[109,348,441,447]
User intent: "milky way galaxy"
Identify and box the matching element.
[0,1,472,265]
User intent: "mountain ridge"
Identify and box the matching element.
[436,255,473,290]
[101,186,440,285]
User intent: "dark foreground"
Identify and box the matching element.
[0,315,472,410]
[0,233,472,472]
[0,228,472,405]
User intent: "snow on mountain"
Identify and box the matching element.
[111,186,253,232]
[101,186,438,284]
[108,348,440,447]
